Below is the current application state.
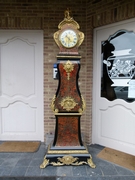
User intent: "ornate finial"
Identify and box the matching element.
[64,8,72,20]
[57,9,79,30]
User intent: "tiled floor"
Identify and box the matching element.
[0,143,135,180]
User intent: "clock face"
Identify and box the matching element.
[59,29,78,48]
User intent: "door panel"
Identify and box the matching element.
[1,38,35,97]
[93,18,135,155]
[2,102,36,132]
[0,30,44,141]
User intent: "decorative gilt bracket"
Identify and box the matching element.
[50,95,58,113]
[40,156,49,169]
[78,95,86,113]
[40,155,96,169]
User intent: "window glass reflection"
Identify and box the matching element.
[101,30,135,102]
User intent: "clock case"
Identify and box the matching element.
[40,10,96,169]
[53,10,84,55]
[40,55,96,168]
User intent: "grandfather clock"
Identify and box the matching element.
[40,9,96,169]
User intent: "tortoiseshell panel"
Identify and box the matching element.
[54,61,82,112]
[55,116,80,146]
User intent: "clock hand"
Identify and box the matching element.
[66,35,70,41]
[65,35,71,45]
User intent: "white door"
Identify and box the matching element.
[0,30,44,141]
[92,18,135,155]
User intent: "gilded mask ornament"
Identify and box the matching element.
[60,96,78,111]
[58,155,78,165]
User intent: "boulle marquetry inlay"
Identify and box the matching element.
[40,9,96,169]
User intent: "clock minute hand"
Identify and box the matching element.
[65,35,71,46]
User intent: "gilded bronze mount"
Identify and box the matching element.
[40,154,96,169]
[40,143,96,169]
[51,94,86,114]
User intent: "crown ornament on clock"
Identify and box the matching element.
[53,8,84,54]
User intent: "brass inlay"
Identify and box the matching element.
[57,55,81,59]
[48,149,89,154]
[63,60,74,80]
[54,113,82,115]
[60,96,77,111]
[47,144,89,154]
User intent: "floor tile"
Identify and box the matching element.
[29,158,43,167]
[1,157,19,166]
[86,165,103,177]
[57,166,73,176]
[114,165,135,176]
[25,166,42,176]
[0,153,10,158]
[88,147,101,157]
[10,166,28,176]
[41,165,57,176]
[100,164,119,176]
[0,166,13,176]
[0,178,56,180]
[8,153,23,158]
[57,177,89,180]
[0,144,135,179]
[95,158,112,167]
[15,158,31,166]
[0,159,4,165]
[72,165,87,177]
[20,152,35,159]
[125,177,135,180]
[33,144,46,158]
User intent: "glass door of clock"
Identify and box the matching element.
[92,18,135,155]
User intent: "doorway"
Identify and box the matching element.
[0,30,44,141]
[92,18,135,155]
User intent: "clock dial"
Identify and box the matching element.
[59,30,78,48]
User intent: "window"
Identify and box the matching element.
[101,30,135,102]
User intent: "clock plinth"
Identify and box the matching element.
[40,142,96,169]
[40,55,96,169]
